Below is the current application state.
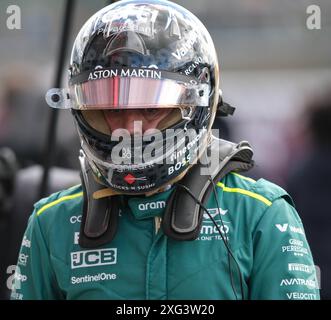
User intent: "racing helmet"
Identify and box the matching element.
[47,0,220,194]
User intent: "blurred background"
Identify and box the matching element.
[0,0,330,299]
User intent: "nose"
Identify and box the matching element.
[104,110,144,135]
[121,110,144,135]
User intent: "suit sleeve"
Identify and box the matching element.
[249,198,320,300]
[10,211,63,300]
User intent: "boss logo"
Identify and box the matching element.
[71,249,117,269]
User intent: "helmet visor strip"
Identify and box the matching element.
[46,68,210,110]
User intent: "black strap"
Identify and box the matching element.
[216,97,236,117]
[161,138,254,240]
[79,179,119,248]
[78,152,119,248]
[162,160,253,241]
[217,102,235,117]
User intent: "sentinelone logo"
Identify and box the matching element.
[71,273,117,285]
[71,249,117,269]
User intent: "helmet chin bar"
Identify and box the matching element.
[73,100,210,196]
[78,137,254,248]
[78,123,209,195]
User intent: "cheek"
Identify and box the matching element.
[143,118,160,130]
[103,109,175,132]
[103,112,122,130]
[143,110,171,130]
[142,110,173,130]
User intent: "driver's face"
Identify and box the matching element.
[103,108,173,135]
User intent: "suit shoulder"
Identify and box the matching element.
[33,184,83,221]
[221,173,294,208]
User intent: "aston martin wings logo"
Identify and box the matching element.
[275,223,288,232]
[203,208,228,219]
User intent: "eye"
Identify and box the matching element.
[141,108,161,118]
[106,109,121,113]
[143,108,158,114]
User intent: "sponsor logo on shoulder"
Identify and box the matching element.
[289,225,305,235]
[275,223,304,235]
[282,238,309,256]
[276,223,288,232]
[71,248,117,269]
[18,254,29,267]
[22,236,31,248]
[286,292,317,300]
[288,263,314,274]
[280,278,317,289]
[14,272,27,283]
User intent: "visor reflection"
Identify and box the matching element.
[70,77,209,109]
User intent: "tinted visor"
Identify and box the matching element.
[46,68,210,110]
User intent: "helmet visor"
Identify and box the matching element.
[46,68,210,110]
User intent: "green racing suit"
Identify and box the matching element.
[11,172,320,300]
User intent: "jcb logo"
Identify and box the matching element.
[71,249,117,269]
